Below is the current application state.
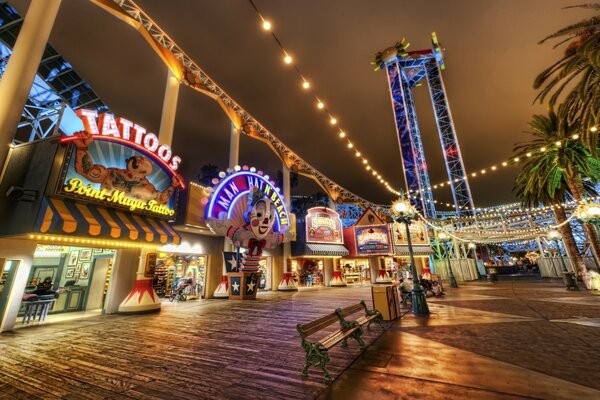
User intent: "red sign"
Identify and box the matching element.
[305,207,343,244]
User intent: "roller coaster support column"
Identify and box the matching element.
[278,164,298,290]
[0,0,61,172]
[119,67,182,314]
[213,122,241,298]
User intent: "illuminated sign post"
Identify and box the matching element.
[57,110,183,218]
[355,225,392,255]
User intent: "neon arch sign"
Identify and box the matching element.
[206,169,290,232]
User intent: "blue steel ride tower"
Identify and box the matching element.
[375,33,474,217]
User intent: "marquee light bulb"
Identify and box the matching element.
[262,20,272,30]
[284,54,293,64]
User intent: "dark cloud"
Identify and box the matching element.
[11,0,589,208]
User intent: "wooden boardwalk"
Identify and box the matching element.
[0,286,388,400]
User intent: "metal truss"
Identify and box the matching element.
[380,35,473,217]
[424,58,474,215]
[0,3,107,144]
[90,0,388,214]
[385,62,436,217]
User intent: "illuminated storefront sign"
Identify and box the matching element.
[355,225,392,255]
[206,169,289,231]
[62,109,182,173]
[305,207,343,244]
[392,221,429,245]
[57,111,183,218]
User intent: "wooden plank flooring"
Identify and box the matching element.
[0,287,388,399]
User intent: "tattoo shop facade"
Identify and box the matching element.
[0,109,215,332]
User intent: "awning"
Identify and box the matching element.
[305,243,349,256]
[36,198,181,245]
[394,245,434,256]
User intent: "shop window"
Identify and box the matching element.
[19,245,116,322]
[155,253,207,299]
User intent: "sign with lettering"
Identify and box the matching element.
[355,225,392,255]
[305,207,343,244]
[206,169,289,232]
[57,132,180,218]
[392,221,429,245]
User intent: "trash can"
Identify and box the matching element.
[561,271,579,290]
[371,285,400,321]
[487,268,498,283]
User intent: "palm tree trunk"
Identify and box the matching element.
[565,174,600,266]
[554,206,588,282]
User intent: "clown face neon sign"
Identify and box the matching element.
[206,170,289,232]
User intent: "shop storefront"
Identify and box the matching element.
[390,221,435,279]
[292,207,349,287]
[343,208,394,284]
[0,109,183,331]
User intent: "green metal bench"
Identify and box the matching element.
[336,300,384,332]
[296,300,383,381]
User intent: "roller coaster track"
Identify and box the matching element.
[91,0,386,213]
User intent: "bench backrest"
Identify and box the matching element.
[338,303,364,319]
[298,312,340,337]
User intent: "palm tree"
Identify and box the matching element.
[513,108,600,280]
[534,3,600,152]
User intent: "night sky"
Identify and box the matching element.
[12,0,591,209]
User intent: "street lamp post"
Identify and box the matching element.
[468,242,482,279]
[438,231,458,288]
[391,198,430,316]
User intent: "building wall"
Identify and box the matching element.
[0,238,37,332]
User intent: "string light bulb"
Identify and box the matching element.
[302,80,310,89]
[330,117,337,125]
[284,54,293,64]
[317,101,324,109]
[262,20,272,31]
[339,131,346,138]
[591,126,598,132]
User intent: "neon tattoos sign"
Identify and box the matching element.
[206,169,290,232]
[63,109,182,173]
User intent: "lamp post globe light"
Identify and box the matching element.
[391,198,430,316]
[438,231,459,288]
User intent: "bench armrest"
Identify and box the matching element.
[360,300,381,317]
[335,308,360,331]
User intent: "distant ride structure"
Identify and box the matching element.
[374,33,474,218]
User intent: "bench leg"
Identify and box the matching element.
[301,345,332,381]
[351,329,366,350]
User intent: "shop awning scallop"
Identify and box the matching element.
[394,245,434,256]
[304,243,349,257]
[35,197,181,245]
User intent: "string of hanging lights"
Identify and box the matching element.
[247,0,398,194]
